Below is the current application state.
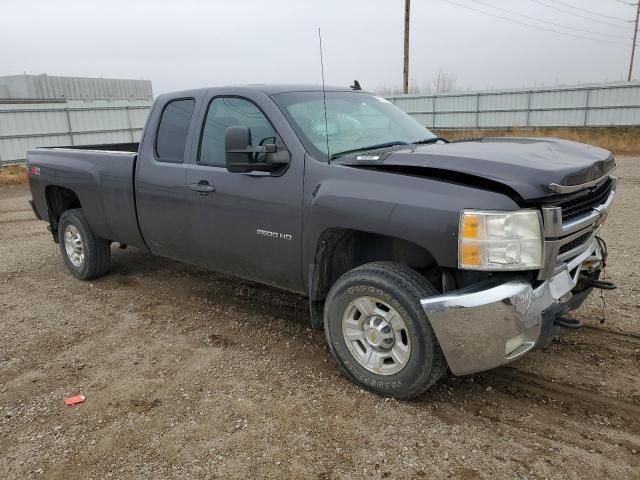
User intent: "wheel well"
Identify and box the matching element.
[308,228,440,328]
[45,185,81,242]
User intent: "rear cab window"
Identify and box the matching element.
[155,98,195,163]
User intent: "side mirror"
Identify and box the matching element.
[224,126,287,173]
[225,126,254,173]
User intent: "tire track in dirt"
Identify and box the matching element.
[618,177,640,186]
[0,218,36,225]
[0,208,31,214]
[481,367,640,428]
[426,376,638,465]
[582,325,640,345]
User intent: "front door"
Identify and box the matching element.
[184,96,303,291]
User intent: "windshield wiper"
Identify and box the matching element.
[330,141,409,160]
[413,137,449,145]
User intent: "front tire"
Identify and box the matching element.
[58,209,111,280]
[324,261,447,399]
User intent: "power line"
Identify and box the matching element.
[467,0,633,39]
[440,0,633,44]
[549,0,634,21]
[526,0,635,28]
[612,0,638,7]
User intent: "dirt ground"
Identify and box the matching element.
[1,158,639,480]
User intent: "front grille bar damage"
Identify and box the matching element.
[558,232,592,255]
[538,176,616,280]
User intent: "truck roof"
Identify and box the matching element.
[156,84,362,99]
[252,84,357,94]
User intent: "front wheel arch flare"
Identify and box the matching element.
[307,228,438,328]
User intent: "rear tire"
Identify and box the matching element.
[58,209,111,280]
[324,261,447,399]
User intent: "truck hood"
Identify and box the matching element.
[338,137,615,201]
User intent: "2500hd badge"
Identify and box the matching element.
[257,229,293,240]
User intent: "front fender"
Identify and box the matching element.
[302,163,520,293]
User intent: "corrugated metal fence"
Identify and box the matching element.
[0,74,153,165]
[0,99,151,165]
[387,81,640,129]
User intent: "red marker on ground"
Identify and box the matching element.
[64,394,85,406]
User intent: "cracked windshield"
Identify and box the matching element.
[274,91,437,159]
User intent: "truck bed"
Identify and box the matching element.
[49,142,139,153]
[27,145,147,250]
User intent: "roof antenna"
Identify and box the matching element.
[318,27,331,164]
[350,80,362,90]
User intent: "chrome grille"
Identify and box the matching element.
[539,176,616,280]
[557,178,613,222]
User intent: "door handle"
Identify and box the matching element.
[188,181,216,195]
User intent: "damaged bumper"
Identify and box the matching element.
[421,237,604,376]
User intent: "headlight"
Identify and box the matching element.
[458,210,543,270]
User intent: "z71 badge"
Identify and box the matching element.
[30,166,40,176]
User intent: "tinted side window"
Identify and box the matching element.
[199,97,277,167]
[156,99,195,162]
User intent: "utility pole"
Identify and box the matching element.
[629,2,640,81]
[403,0,410,94]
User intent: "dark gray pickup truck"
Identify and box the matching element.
[26,84,616,399]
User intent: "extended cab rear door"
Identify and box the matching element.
[136,94,201,263]
[183,90,304,292]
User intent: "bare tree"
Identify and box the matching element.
[375,79,431,96]
[374,72,456,96]
[374,83,405,96]
[431,70,457,93]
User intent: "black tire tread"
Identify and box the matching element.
[58,209,111,280]
[324,261,447,399]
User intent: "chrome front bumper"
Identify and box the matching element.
[421,237,604,376]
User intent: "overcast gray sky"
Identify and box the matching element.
[2,0,638,95]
